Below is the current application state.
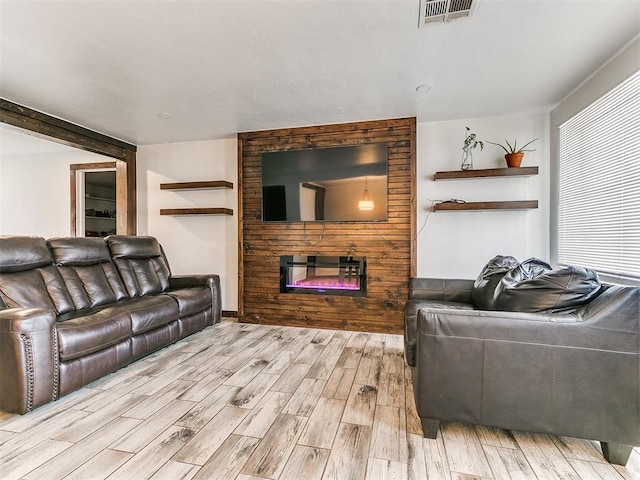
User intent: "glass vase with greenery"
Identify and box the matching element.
[461,127,483,170]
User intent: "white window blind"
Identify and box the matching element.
[558,69,640,282]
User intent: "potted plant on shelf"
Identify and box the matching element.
[461,127,484,170]
[486,137,538,168]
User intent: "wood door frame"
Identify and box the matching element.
[0,98,137,234]
[70,162,125,236]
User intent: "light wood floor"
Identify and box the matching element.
[1,320,639,480]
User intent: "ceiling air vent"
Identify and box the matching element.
[419,0,477,26]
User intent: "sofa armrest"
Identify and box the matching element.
[169,274,222,324]
[0,308,59,414]
[404,299,475,367]
[580,285,640,329]
[169,274,216,289]
[414,306,640,445]
[409,278,474,303]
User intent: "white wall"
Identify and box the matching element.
[0,131,109,237]
[137,138,238,311]
[416,114,550,279]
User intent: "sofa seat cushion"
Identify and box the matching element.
[56,307,132,361]
[115,296,180,334]
[165,287,211,317]
[404,298,475,367]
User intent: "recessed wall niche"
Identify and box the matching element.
[238,118,416,333]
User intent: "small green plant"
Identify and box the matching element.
[486,137,538,154]
[463,127,483,152]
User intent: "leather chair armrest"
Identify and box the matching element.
[0,308,59,414]
[170,274,217,289]
[404,299,475,367]
[169,274,222,325]
[414,306,640,447]
[409,278,474,303]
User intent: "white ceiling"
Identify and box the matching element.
[1,0,639,146]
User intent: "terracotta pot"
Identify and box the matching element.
[505,152,524,168]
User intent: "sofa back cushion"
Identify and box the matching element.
[0,235,52,273]
[106,236,171,297]
[49,237,128,309]
[494,264,603,312]
[472,255,520,310]
[0,236,74,314]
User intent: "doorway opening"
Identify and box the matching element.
[71,162,123,237]
[80,170,116,237]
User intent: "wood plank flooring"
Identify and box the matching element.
[1,320,639,480]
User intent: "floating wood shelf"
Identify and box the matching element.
[160,208,234,216]
[160,180,233,190]
[434,166,539,181]
[434,201,538,212]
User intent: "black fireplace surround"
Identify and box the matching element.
[280,256,366,296]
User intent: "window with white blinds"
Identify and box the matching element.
[558,69,640,282]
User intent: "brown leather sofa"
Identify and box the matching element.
[0,235,221,414]
[405,270,640,466]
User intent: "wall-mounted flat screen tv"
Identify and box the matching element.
[261,144,388,222]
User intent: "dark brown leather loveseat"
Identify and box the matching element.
[404,257,640,466]
[0,235,221,414]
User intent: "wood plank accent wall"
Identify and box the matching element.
[238,117,416,334]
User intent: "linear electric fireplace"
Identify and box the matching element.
[280,255,366,296]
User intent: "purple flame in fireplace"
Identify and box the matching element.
[286,277,361,291]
